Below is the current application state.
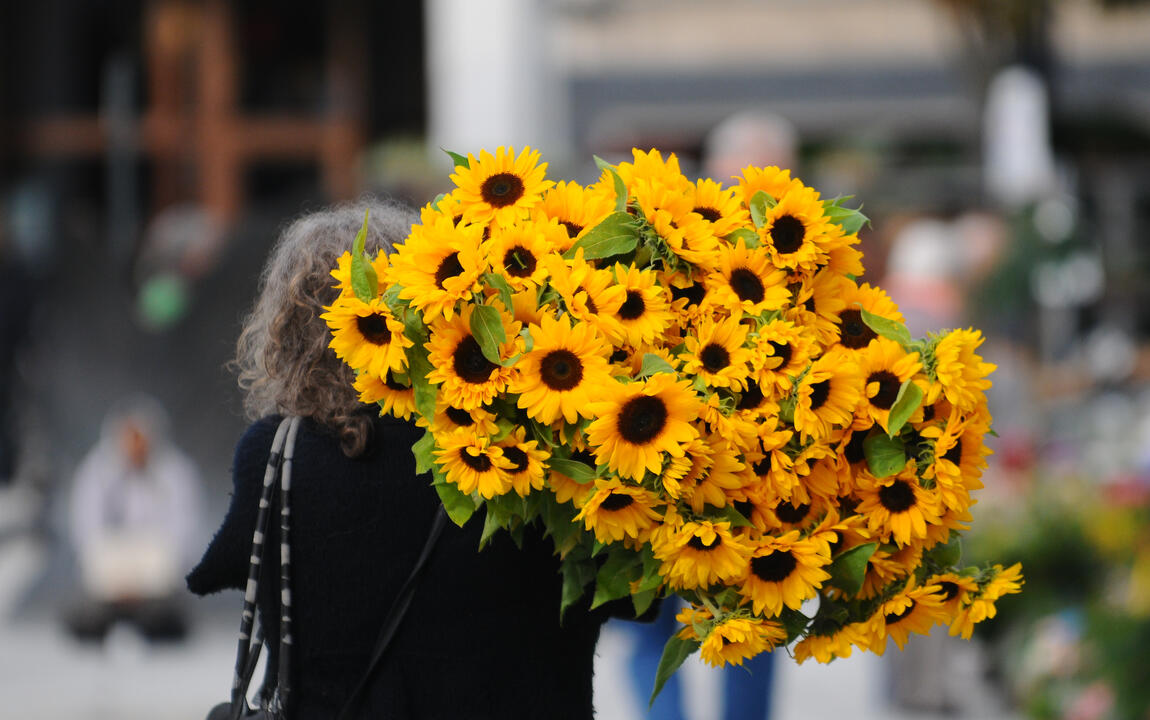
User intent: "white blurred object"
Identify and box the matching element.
[983,65,1057,208]
[80,533,180,601]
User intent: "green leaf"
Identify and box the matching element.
[932,533,963,569]
[560,555,597,620]
[863,433,907,479]
[725,228,760,249]
[591,550,640,609]
[886,380,924,437]
[411,430,436,475]
[779,607,811,643]
[638,353,676,378]
[716,504,754,529]
[748,190,776,228]
[564,212,639,261]
[859,307,913,347]
[432,475,479,527]
[632,588,658,618]
[469,303,506,365]
[822,197,869,234]
[650,635,700,708]
[443,148,469,168]
[403,332,436,420]
[827,542,877,597]
[349,210,378,301]
[548,457,597,484]
[593,154,615,172]
[483,272,515,312]
[609,169,628,213]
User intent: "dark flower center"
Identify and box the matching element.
[599,493,635,511]
[751,551,797,582]
[736,380,765,411]
[808,380,831,411]
[453,336,497,384]
[687,533,721,551]
[561,220,584,238]
[878,480,916,513]
[480,172,525,207]
[503,446,529,474]
[610,349,631,364]
[503,246,537,277]
[670,283,706,308]
[770,215,806,254]
[356,314,392,345]
[700,343,731,373]
[838,309,877,349]
[938,581,960,601]
[942,442,962,465]
[384,371,408,391]
[434,252,465,289]
[885,601,915,625]
[922,403,936,422]
[844,431,868,464]
[617,395,668,444]
[576,286,598,314]
[867,370,901,410]
[752,454,772,476]
[695,206,722,223]
[734,499,756,520]
[768,340,793,370]
[776,502,811,524]
[458,448,493,473]
[729,268,765,304]
[540,349,584,391]
[618,290,646,320]
[570,449,597,466]
[804,297,816,313]
[445,406,475,427]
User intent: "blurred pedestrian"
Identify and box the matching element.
[65,394,202,643]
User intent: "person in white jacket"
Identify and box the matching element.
[66,394,202,643]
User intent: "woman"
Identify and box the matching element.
[188,201,627,719]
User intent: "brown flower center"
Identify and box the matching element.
[942,441,962,465]
[736,380,765,411]
[458,448,493,472]
[445,406,475,427]
[776,502,811,524]
[878,479,916,513]
[670,283,706,308]
[599,493,635,511]
[687,533,721,551]
[767,340,793,371]
[770,215,805,254]
[618,290,646,320]
[729,268,765,304]
[700,343,731,373]
[560,220,584,238]
[751,551,797,582]
[356,313,392,345]
[695,206,722,223]
[838,309,877,349]
[576,286,598,314]
[434,252,464,290]
[617,395,667,444]
[453,336,497,384]
[384,371,408,391]
[503,446,529,474]
[540,349,584,391]
[480,172,525,207]
[808,380,831,411]
[885,601,915,625]
[867,370,901,410]
[502,245,537,277]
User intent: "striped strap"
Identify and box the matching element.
[270,416,301,715]
[227,416,297,720]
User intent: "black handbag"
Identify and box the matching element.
[207,416,448,720]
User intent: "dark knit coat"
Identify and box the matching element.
[187,414,619,719]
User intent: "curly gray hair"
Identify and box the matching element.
[234,199,418,457]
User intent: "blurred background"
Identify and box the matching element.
[1,1,1149,718]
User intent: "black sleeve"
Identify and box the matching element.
[185,417,280,596]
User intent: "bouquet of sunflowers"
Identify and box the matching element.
[323,146,1022,699]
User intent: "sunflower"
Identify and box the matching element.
[735,165,802,209]
[419,396,501,438]
[425,304,522,410]
[322,296,413,377]
[689,178,750,238]
[648,205,722,268]
[659,434,714,501]
[926,571,980,618]
[543,250,625,341]
[699,392,760,452]
[450,146,553,227]
[614,148,687,191]
[585,374,701,481]
[534,180,615,251]
[787,269,849,350]
[928,328,996,412]
[707,239,790,317]
[699,617,787,668]
[547,445,601,506]
[681,314,753,390]
[854,466,943,547]
[664,273,715,326]
[793,623,866,664]
[676,436,751,514]
[387,216,487,322]
[792,349,863,443]
[610,263,674,349]
[921,413,991,509]
[574,479,664,545]
[482,219,556,292]
[746,422,799,501]
[832,280,905,352]
[432,429,514,499]
[354,371,415,420]
[653,520,751,590]
[859,542,924,601]
[878,580,949,651]
[949,563,1023,640]
[753,318,813,397]
[855,337,924,433]
[496,427,550,497]
[739,530,832,616]
[511,313,614,425]
[759,185,831,278]
[329,250,390,300]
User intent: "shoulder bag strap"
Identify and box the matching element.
[267,416,301,716]
[335,504,449,720]
[228,416,294,720]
